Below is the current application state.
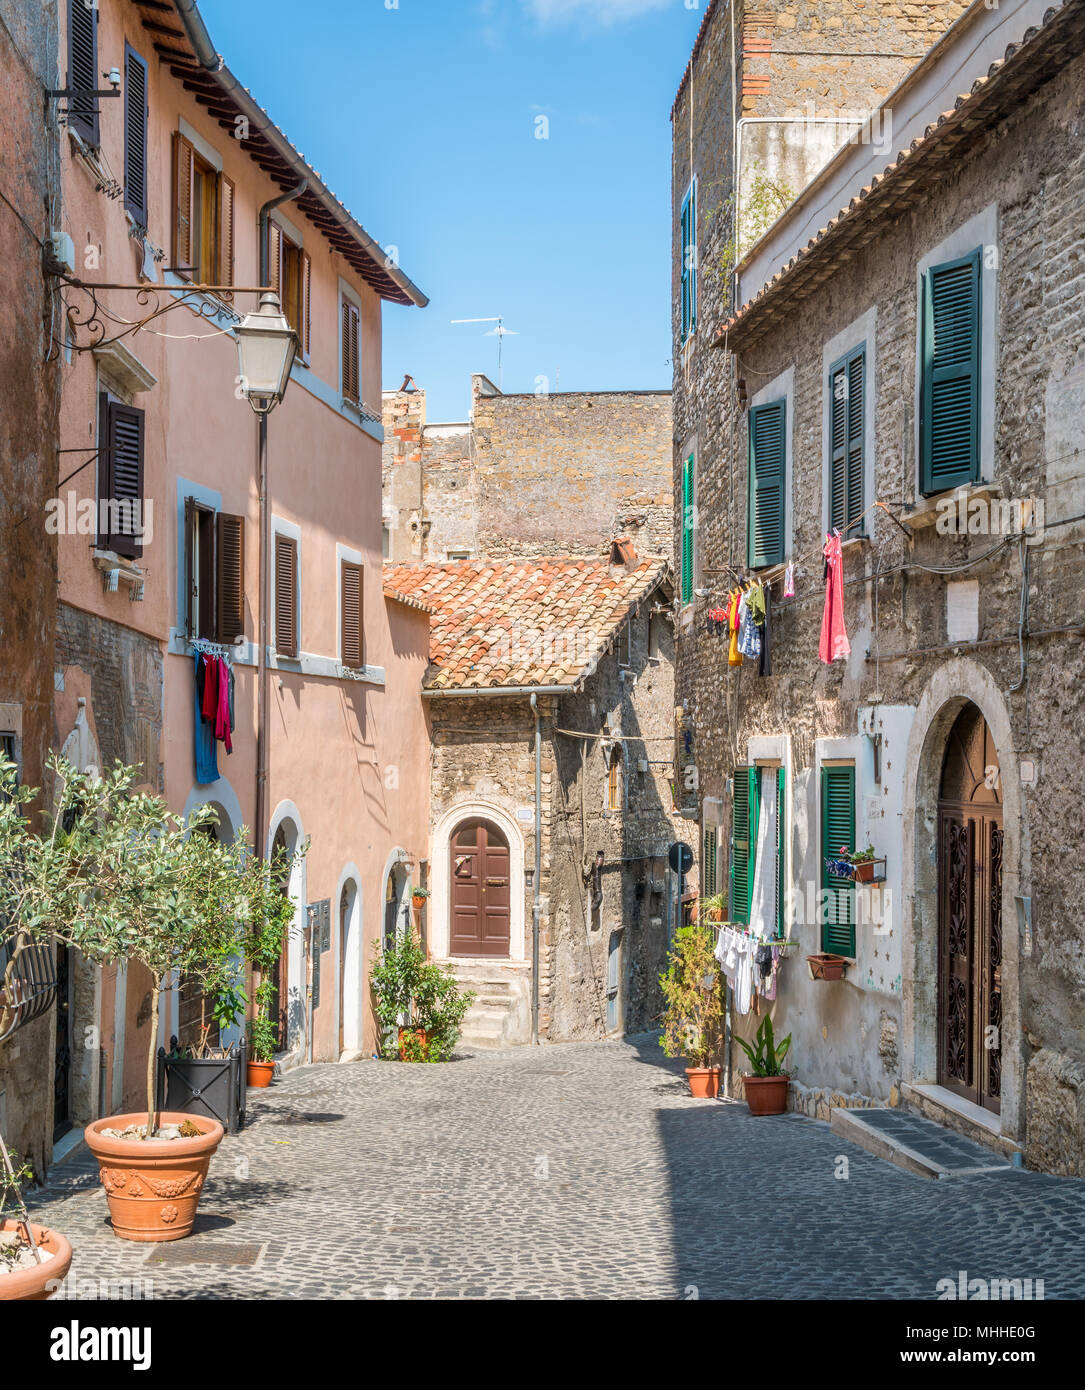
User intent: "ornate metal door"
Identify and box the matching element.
[937,705,1002,1113]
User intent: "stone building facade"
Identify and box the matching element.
[672,0,1085,1171]
[382,375,673,564]
[386,554,694,1046]
[0,0,61,1174]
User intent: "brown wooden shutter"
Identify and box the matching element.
[173,132,195,274]
[100,400,145,559]
[300,250,312,360]
[216,512,245,643]
[340,561,363,669]
[68,0,99,145]
[218,173,235,287]
[96,391,112,549]
[274,534,298,658]
[342,299,360,404]
[123,45,149,226]
[267,221,282,294]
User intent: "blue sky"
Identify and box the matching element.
[198,0,705,420]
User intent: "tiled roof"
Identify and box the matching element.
[384,558,669,692]
[716,0,1083,347]
[383,585,435,615]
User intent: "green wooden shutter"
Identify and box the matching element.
[702,824,718,897]
[748,400,786,568]
[775,766,786,938]
[681,182,696,340]
[821,765,856,956]
[829,348,865,535]
[681,453,694,604]
[921,249,981,495]
[730,771,749,924]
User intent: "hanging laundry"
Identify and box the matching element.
[727,589,743,666]
[759,585,773,677]
[737,589,762,660]
[758,944,781,1001]
[213,656,233,754]
[193,653,219,785]
[200,652,219,722]
[818,531,851,663]
[746,581,766,626]
[784,563,795,599]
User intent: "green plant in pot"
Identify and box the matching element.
[736,1014,792,1115]
[848,844,878,882]
[5,755,254,1241]
[659,924,725,1097]
[370,928,474,1062]
[236,835,306,1088]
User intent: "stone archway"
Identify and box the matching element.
[900,659,1025,1140]
[429,801,527,963]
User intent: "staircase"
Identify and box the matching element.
[440,958,532,1050]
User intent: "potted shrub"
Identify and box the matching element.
[12,757,250,1242]
[237,835,306,1088]
[246,983,279,1086]
[736,1015,792,1115]
[659,924,725,1098]
[371,928,474,1062]
[700,892,727,924]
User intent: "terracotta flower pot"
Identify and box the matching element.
[84,1112,224,1243]
[398,1025,429,1060]
[411,894,428,909]
[685,1065,721,1099]
[852,860,875,883]
[743,1074,790,1115]
[0,1220,73,1301]
[807,952,848,981]
[247,1059,275,1088]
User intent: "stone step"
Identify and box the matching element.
[831,1105,1014,1180]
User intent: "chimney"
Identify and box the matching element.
[609,538,637,572]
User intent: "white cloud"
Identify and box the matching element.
[525,0,673,28]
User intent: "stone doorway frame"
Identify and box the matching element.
[900,658,1026,1142]
[430,800,526,962]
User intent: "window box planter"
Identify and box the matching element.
[806,952,849,981]
[156,1040,246,1134]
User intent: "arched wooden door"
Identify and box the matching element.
[450,820,511,957]
[937,704,1003,1112]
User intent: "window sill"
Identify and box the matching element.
[901,481,1000,531]
[267,648,386,686]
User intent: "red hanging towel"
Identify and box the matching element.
[819,532,851,663]
[200,653,218,722]
[214,657,233,753]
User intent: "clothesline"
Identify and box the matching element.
[190,637,235,661]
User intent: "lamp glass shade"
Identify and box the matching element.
[236,292,298,409]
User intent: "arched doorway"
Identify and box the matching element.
[450,819,511,958]
[937,703,1003,1112]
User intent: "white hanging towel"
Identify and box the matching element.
[748,767,778,940]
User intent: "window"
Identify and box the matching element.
[123,45,149,227]
[0,733,17,802]
[67,0,99,146]
[269,223,311,360]
[607,747,623,811]
[820,764,856,957]
[446,549,471,561]
[340,560,363,670]
[185,500,245,643]
[920,248,981,495]
[730,767,785,933]
[829,347,865,536]
[616,617,631,668]
[748,399,786,569]
[702,823,718,897]
[681,452,695,605]
[341,296,360,405]
[274,533,299,658]
[97,393,145,558]
[680,180,697,341]
[172,133,235,288]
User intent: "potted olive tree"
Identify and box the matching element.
[12,756,249,1242]
[659,924,725,1098]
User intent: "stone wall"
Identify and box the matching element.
[382,379,673,564]
[672,17,1085,1168]
[0,0,60,1175]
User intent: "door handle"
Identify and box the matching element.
[485,878,507,886]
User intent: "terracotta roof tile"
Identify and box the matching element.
[384,556,669,692]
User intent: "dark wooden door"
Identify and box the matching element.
[937,705,1003,1113]
[53,944,72,1142]
[450,821,511,957]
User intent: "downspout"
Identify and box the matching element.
[530,693,542,1046]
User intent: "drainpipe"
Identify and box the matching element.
[530,693,542,1046]
[253,180,307,870]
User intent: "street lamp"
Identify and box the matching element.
[235,291,297,415]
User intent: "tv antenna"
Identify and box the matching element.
[451,315,517,390]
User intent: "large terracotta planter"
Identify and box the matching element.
[84,1112,224,1243]
[247,1059,274,1088]
[685,1065,721,1099]
[0,1220,73,1301]
[398,1026,430,1060]
[743,1074,790,1115]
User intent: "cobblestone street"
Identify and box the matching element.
[29,1039,1085,1300]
